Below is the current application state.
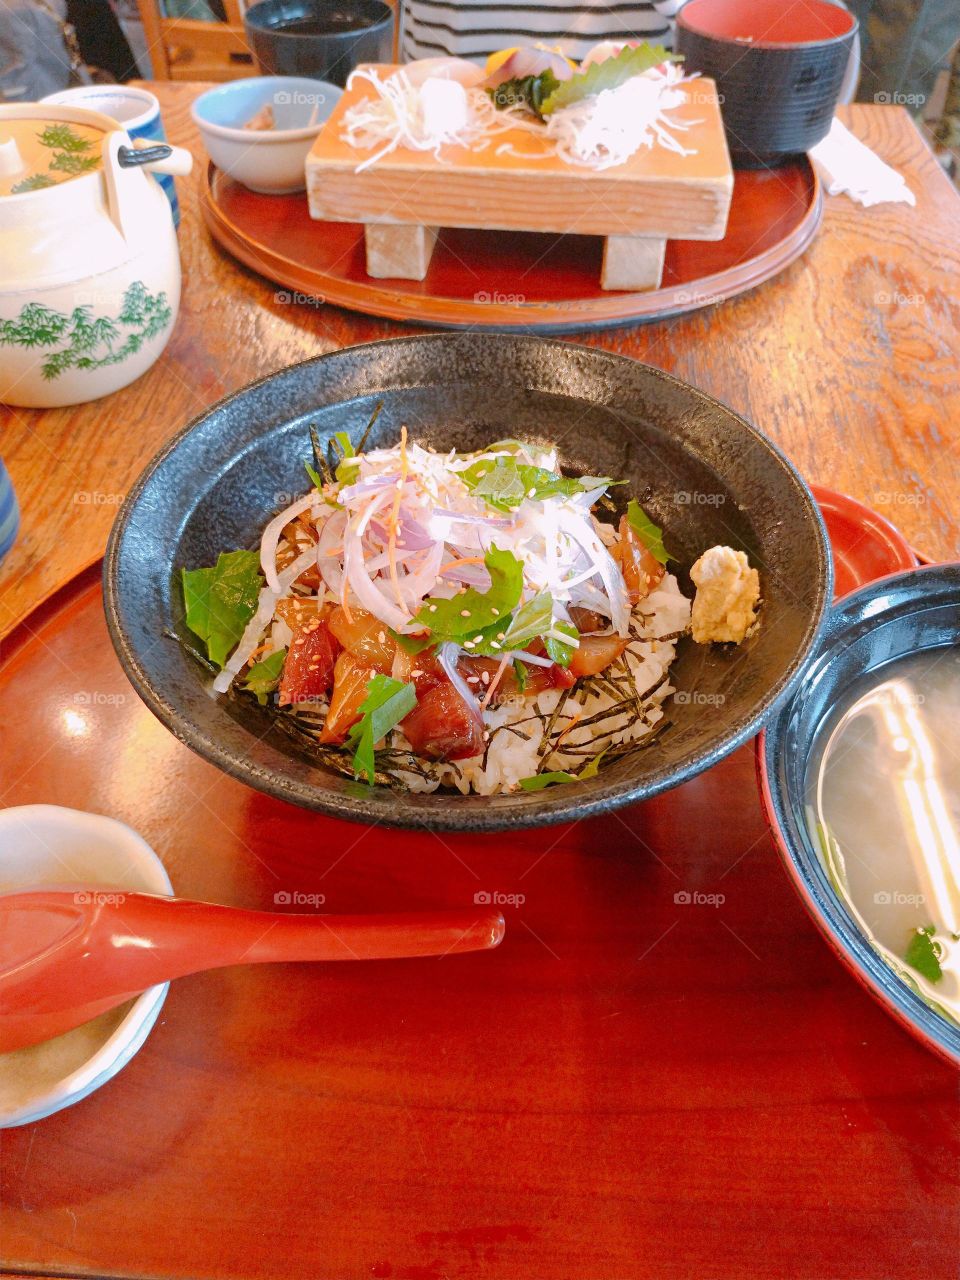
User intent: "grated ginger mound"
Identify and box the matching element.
[689,546,760,644]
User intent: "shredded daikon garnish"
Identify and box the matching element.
[340,59,697,173]
[340,67,524,172]
[545,64,697,170]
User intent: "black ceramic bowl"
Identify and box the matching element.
[759,564,960,1065]
[676,0,857,169]
[104,334,831,831]
[244,0,393,88]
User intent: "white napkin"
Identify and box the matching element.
[809,118,916,207]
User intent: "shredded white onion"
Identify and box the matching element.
[213,585,278,694]
[344,532,411,632]
[397,542,445,609]
[438,641,481,714]
[259,493,318,593]
[213,543,320,695]
[504,649,554,668]
[216,435,639,699]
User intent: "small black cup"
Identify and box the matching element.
[244,0,394,89]
[676,0,857,169]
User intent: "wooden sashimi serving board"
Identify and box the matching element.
[305,66,733,291]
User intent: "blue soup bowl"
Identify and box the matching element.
[759,563,960,1065]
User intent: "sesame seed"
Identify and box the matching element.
[464,641,475,649]
[490,641,501,650]
[491,607,499,616]
[473,634,484,643]
[527,488,537,498]
[466,676,480,685]
[429,605,437,612]
[480,671,490,685]
[378,631,386,644]
[460,609,471,618]
[496,632,505,641]
[412,669,423,678]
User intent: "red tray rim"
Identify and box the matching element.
[201,159,823,332]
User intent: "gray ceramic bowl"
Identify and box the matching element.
[760,564,960,1065]
[104,334,831,831]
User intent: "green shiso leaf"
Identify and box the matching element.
[513,658,528,693]
[333,430,356,459]
[578,751,607,780]
[519,771,578,791]
[540,43,681,116]
[181,550,262,670]
[544,619,578,668]
[499,591,581,667]
[626,497,672,565]
[390,629,435,656]
[412,544,523,652]
[345,674,417,785]
[304,461,325,491]
[243,647,287,705]
[499,591,553,652]
[459,457,526,509]
[519,749,607,791]
[904,926,944,984]
[460,456,612,513]
[330,430,361,484]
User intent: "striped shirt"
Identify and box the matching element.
[401,0,685,64]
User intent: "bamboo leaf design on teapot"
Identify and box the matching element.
[37,123,93,154]
[0,282,172,380]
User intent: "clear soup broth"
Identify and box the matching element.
[806,646,960,1026]
[0,120,104,197]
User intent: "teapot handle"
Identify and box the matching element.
[103,131,193,240]
[119,140,194,177]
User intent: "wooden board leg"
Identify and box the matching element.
[601,236,667,291]
[364,224,438,281]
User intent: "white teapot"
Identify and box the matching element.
[0,103,192,408]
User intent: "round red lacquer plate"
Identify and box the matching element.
[810,484,917,599]
[201,158,822,331]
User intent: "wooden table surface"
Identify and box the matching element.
[1,85,959,1280]
[2,89,960,640]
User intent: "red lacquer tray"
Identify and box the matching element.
[201,158,822,331]
[1,492,955,1280]
[810,484,918,598]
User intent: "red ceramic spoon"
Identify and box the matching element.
[0,890,506,1052]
